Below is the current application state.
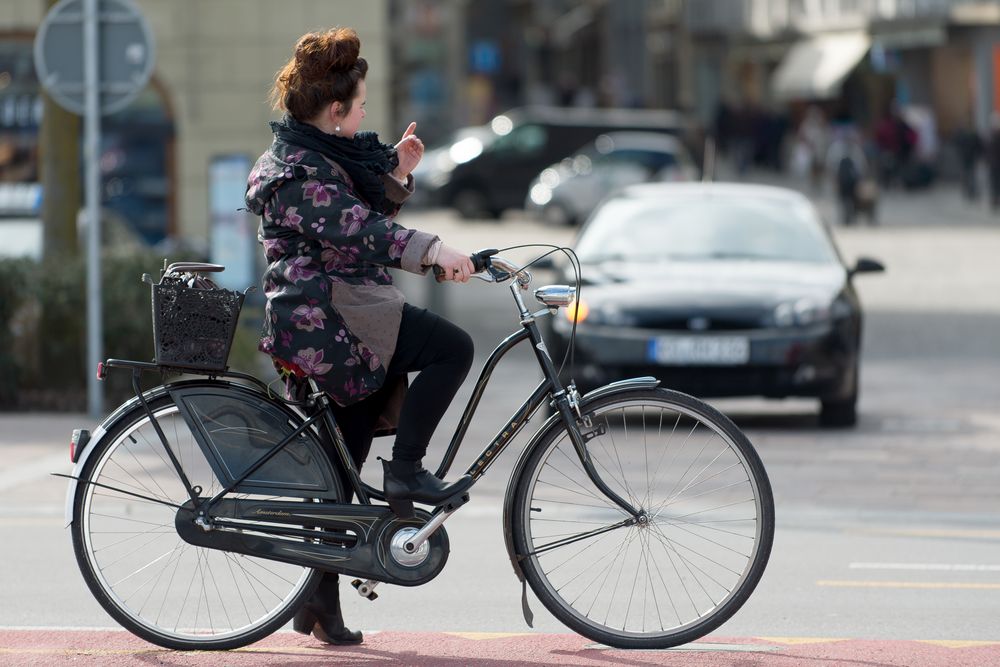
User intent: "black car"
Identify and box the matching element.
[425,106,691,219]
[542,182,885,427]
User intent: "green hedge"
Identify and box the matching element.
[0,250,266,411]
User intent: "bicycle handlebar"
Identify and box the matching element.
[432,248,531,288]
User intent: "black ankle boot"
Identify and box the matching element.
[293,576,363,645]
[382,458,474,518]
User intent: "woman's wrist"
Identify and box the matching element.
[391,167,407,183]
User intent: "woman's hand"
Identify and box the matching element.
[435,244,475,283]
[393,122,424,179]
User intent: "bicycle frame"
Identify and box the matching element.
[65,276,645,587]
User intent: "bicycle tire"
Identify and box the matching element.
[70,393,335,650]
[510,387,774,649]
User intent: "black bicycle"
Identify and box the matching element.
[62,249,774,651]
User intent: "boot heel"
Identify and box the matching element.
[292,607,316,635]
[387,498,415,519]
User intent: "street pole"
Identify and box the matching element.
[83,0,103,417]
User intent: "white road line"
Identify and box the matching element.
[849,562,1000,572]
[0,453,70,492]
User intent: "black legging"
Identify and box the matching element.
[329,303,474,499]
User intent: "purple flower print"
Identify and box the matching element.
[279,330,293,348]
[339,204,369,235]
[292,348,333,376]
[291,304,326,332]
[286,150,305,164]
[356,343,381,372]
[334,329,348,343]
[311,217,327,234]
[342,377,359,398]
[321,247,346,272]
[259,335,274,353]
[261,237,287,260]
[303,180,337,207]
[279,206,303,231]
[284,256,319,283]
[388,229,410,260]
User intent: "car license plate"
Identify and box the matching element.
[649,336,750,365]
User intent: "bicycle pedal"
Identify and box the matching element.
[438,491,471,513]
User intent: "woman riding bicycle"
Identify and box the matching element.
[245,26,476,645]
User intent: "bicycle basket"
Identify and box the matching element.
[151,276,245,372]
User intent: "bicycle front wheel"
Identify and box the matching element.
[511,387,774,649]
[70,394,325,650]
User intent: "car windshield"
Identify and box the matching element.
[575,193,838,264]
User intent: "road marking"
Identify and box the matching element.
[850,562,1000,572]
[916,640,1000,649]
[0,453,70,492]
[445,632,536,640]
[755,637,849,645]
[852,527,1000,539]
[818,580,1000,590]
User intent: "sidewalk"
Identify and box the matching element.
[717,162,999,228]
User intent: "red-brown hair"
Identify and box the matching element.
[270,27,368,122]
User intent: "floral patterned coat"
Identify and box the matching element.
[245,136,437,410]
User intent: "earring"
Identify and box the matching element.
[335,125,341,134]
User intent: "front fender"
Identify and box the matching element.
[500,376,660,580]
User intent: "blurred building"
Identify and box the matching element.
[685,0,1000,137]
[0,0,393,249]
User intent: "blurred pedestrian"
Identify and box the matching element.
[827,126,872,225]
[795,106,829,192]
[874,103,916,189]
[954,124,983,202]
[987,112,1000,210]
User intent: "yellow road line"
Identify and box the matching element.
[917,640,1000,649]
[818,580,1000,590]
[754,637,849,645]
[444,632,536,640]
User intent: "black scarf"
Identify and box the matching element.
[270,115,399,213]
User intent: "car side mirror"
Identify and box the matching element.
[849,256,885,277]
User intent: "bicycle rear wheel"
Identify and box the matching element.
[70,394,327,650]
[511,387,773,649]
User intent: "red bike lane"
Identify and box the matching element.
[1,629,998,666]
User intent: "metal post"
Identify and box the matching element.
[84,0,103,417]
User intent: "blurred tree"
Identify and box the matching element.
[39,0,81,261]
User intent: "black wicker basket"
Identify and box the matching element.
[151,277,245,372]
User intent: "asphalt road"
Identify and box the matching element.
[1,193,999,665]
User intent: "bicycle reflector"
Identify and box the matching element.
[96,362,106,380]
[70,429,90,463]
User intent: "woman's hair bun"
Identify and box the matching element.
[293,27,360,76]
[326,27,360,72]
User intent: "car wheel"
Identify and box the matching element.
[452,188,496,220]
[819,393,857,427]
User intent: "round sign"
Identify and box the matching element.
[34,0,155,116]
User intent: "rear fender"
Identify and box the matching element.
[500,376,660,580]
[63,379,337,526]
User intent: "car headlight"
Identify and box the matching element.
[773,298,831,327]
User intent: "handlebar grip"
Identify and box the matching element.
[471,248,499,273]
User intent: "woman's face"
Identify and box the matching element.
[336,78,367,137]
